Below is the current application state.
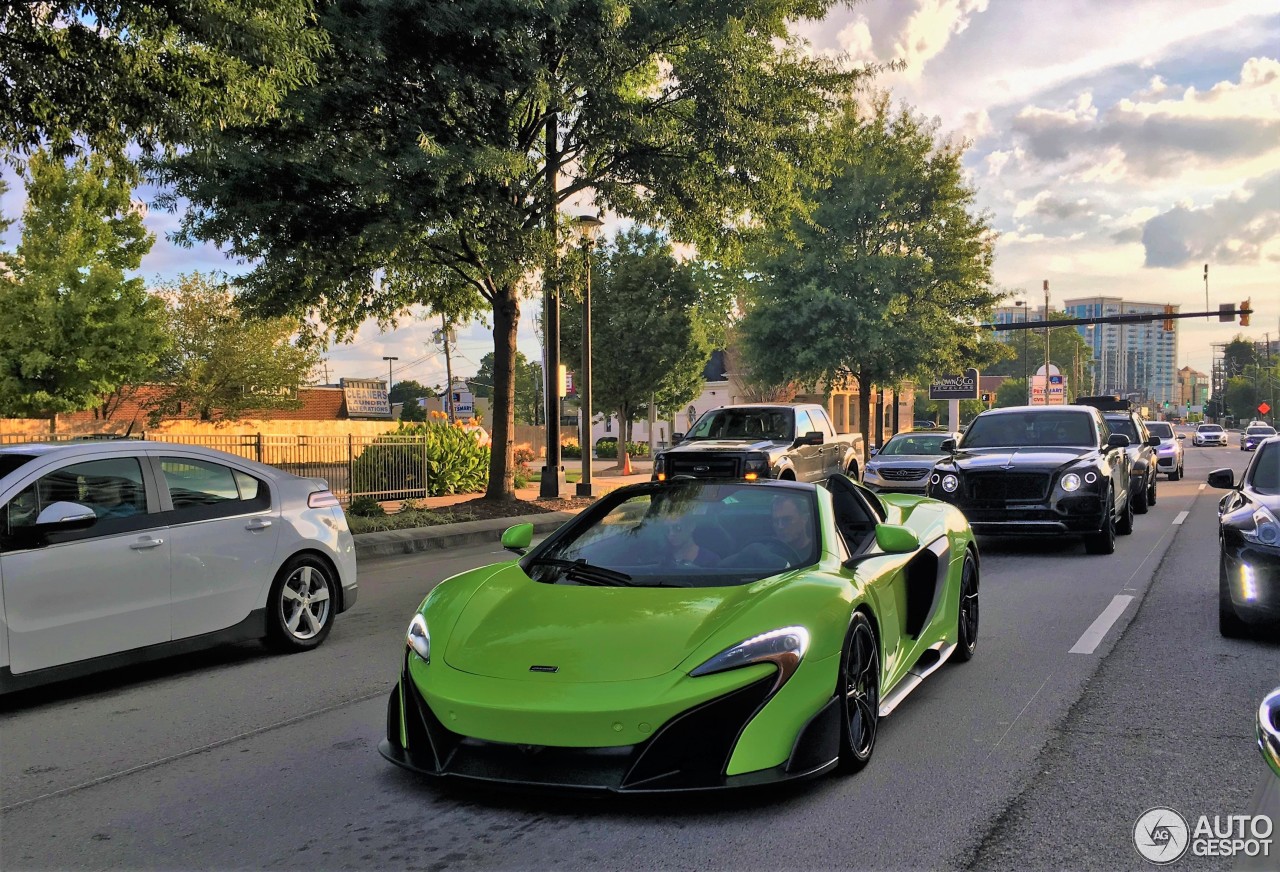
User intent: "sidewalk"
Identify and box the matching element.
[354,456,653,560]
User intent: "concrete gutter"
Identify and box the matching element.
[354,511,579,560]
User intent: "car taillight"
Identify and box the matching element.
[308,490,340,508]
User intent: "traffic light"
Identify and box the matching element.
[981,392,992,405]
[1162,304,1174,331]
[1240,299,1251,327]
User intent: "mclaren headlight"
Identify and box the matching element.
[690,626,810,691]
[1060,473,1082,492]
[406,613,431,661]
[1242,506,1280,547]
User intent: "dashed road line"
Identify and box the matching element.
[1070,595,1134,654]
[1173,511,1189,525]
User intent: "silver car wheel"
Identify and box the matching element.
[280,564,332,641]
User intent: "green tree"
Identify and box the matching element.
[0,151,167,418]
[1222,376,1257,424]
[390,379,431,422]
[155,0,867,499]
[739,94,1003,449]
[146,273,319,422]
[1,1,325,156]
[471,352,543,425]
[995,378,1029,408]
[1223,336,1257,378]
[985,310,1093,392]
[561,229,722,471]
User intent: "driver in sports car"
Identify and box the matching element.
[772,492,815,554]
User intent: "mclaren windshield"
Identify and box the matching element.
[525,480,821,587]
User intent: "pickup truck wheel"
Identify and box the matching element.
[845,461,860,481]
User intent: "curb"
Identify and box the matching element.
[354,511,580,560]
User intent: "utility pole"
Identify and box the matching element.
[441,316,455,423]
[1043,280,1051,397]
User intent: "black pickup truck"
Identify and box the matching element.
[652,404,865,483]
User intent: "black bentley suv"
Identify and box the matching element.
[1209,434,1280,637]
[927,405,1134,555]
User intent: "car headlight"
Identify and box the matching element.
[406,613,431,661]
[690,626,810,690]
[1061,473,1082,492]
[743,452,770,481]
[941,473,959,493]
[1243,506,1280,547]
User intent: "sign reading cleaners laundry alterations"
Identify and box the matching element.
[929,368,980,400]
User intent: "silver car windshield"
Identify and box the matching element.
[1145,422,1173,438]
[878,434,952,456]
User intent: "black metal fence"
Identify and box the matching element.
[0,432,431,504]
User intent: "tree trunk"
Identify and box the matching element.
[485,287,519,500]
[857,372,873,453]
[618,400,632,475]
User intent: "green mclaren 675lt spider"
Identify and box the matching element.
[379,474,980,792]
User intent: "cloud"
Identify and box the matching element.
[1010,56,1280,180]
[1139,169,1280,267]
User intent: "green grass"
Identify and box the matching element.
[527,470,582,484]
[347,508,476,534]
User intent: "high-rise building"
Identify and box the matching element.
[1063,296,1178,407]
[1178,366,1208,411]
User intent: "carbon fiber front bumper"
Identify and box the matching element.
[378,655,841,793]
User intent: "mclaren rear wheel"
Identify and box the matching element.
[953,553,979,663]
[838,611,880,772]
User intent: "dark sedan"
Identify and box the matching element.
[927,405,1133,555]
[1209,436,1280,637]
[1242,424,1277,452]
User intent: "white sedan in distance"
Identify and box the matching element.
[0,440,358,694]
[1192,423,1229,447]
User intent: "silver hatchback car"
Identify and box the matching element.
[0,440,358,694]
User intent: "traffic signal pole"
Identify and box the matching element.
[983,304,1252,332]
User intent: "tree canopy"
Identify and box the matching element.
[0,151,167,418]
[560,228,724,467]
[1,0,325,156]
[153,0,868,498]
[471,352,543,425]
[985,311,1093,393]
[738,94,1003,448]
[146,272,320,423]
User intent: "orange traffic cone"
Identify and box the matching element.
[620,449,633,476]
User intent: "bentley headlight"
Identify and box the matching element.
[690,626,810,690]
[1061,473,1082,492]
[941,473,959,493]
[1243,506,1280,547]
[406,613,431,661]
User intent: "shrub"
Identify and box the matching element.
[347,495,386,517]
[561,441,582,458]
[351,421,490,499]
[593,440,649,459]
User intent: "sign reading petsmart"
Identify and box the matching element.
[342,378,392,418]
[929,368,980,401]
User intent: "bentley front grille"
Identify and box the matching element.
[965,472,1051,502]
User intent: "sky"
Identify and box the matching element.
[3,0,1278,391]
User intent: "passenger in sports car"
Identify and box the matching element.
[662,515,721,567]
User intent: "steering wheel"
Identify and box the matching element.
[757,538,802,568]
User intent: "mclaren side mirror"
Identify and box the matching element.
[1206,468,1236,490]
[875,523,920,554]
[501,522,534,554]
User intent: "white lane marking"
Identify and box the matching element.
[1199,483,1206,491]
[1070,595,1135,655]
[1173,511,1189,525]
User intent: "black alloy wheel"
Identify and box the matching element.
[953,554,979,663]
[1133,476,1150,514]
[838,611,880,772]
[1084,489,1117,555]
[1218,555,1250,638]
[1116,490,1135,535]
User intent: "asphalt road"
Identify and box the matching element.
[2,438,1276,871]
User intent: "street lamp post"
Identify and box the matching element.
[572,213,604,497]
[1015,301,1027,395]
[382,356,398,410]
